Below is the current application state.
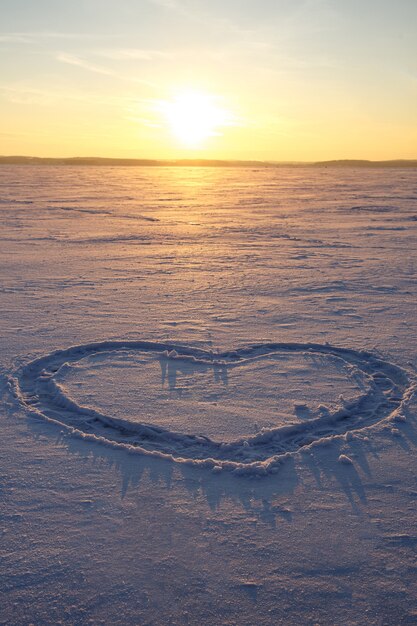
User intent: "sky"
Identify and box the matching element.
[0,0,416,160]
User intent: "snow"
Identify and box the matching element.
[338,454,354,465]
[0,165,416,624]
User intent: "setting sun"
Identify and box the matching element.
[159,91,233,148]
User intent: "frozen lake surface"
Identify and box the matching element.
[1,165,416,624]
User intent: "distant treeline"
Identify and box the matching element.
[1,156,417,168]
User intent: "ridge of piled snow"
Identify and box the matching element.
[9,340,412,476]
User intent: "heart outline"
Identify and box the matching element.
[10,340,413,476]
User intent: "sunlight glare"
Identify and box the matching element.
[160,91,232,148]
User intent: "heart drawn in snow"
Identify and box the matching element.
[11,341,412,476]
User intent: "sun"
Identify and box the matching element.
[160,90,232,148]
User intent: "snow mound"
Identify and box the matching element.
[338,454,354,464]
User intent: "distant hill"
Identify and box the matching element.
[0,156,278,167]
[311,159,417,168]
[0,156,416,168]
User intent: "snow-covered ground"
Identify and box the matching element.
[1,165,416,625]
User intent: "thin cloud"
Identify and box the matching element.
[147,0,182,9]
[0,85,61,105]
[126,115,162,128]
[96,48,173,61]
[0,83,137,107]
[55,53,158,87]
[0,34,33,44]
[57,53,115,76]
[0,32,113,44]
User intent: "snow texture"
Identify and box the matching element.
[1,165,417,625]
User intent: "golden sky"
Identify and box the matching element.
[1,0,416,160]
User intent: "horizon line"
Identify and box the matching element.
[1,155,417,168]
